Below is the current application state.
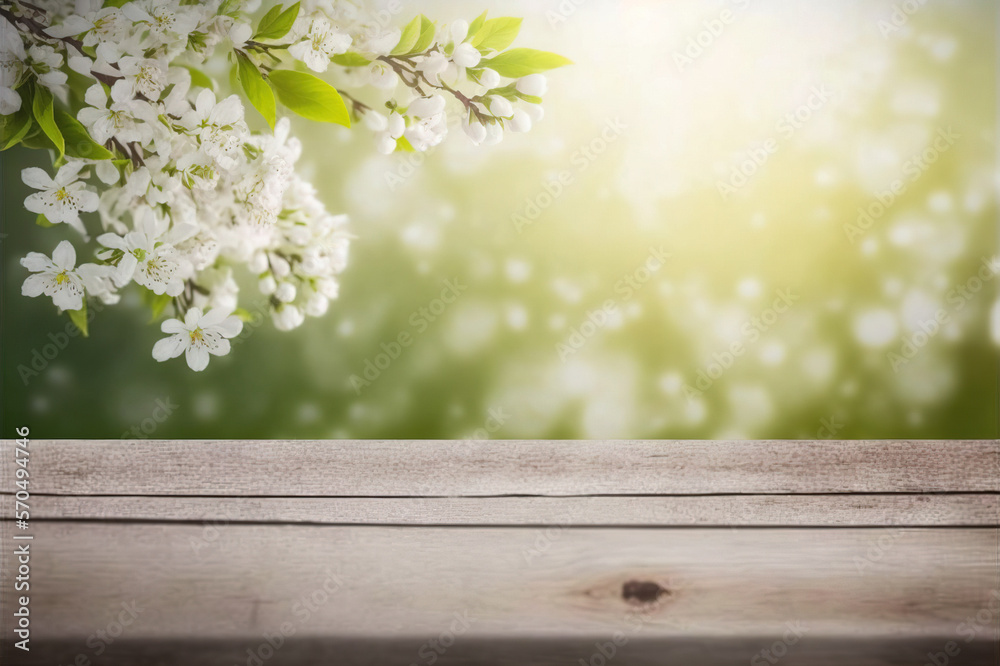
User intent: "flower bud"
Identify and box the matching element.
[487,95,514,118]
[478,67,500,89]
[273,304,304,331]
[258,275,277,295]
[269,254,290,278]
[408,94,446,118]
[463,119,487,145]
[363,112,388,132]
[452,43,481,69]
[516,74,548,97]
[317,278,340,299]
[508,109,532,133]
[275,282,297,303]
[387,112,405,138]
[248,252,269,274]
[450,19,469,44]
[305,293,329,317]
[375,134,397,155]
[522,103,545,123]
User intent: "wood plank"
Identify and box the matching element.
[3,637,998,666]
[1,523,996,641]
[18,493,1000,526]
[2,440,997,496]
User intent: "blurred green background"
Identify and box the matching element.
[2,0,997,439]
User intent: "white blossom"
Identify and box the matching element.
[77,83,149,144]
[289,15,351,72]
[117,56,167,100]
[7,2,559,373]
[22,162,98,235]
[152,307,243,371]
[20,241,87,311]
[516,74,548,97]
[97,210,191,296]
[180,89,248,170]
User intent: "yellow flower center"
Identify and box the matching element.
[55,271,69,284]
[55,188,69,201]
[189,327,204,345]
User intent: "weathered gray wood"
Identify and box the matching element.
[19,493,1000,526]
[5,637,997,666]
[2,439,997,495]
[3,523,996,640]
[2,439,996,665]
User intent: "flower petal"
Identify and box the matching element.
[76,189,99,213]
[20,252,53,272]
[52,240,76,270]
[21,167,53,190]
[56,160,86,184]
[113,254,138,287]
[184,307,203,327]
[214,315,244,339]
[199,307,232,328]
[51,280,84,311]
[206,336,231,357]
[152,334,187,362]
[185,345,210,371]
[161,318,187,334]
[21,274,49,298]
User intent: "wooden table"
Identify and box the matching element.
[2,439,998,665]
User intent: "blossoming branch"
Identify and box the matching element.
[1,0,569,371]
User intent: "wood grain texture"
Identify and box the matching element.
[1,439,998,496]
[1,439,997,665]
[2,522,997,640]
[19,493,1000,526]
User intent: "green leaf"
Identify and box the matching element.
[391,15,422,55]
[179,64,214,90]
[255,4,283,36]
[236,52,276,129]
[268,69,350,127]
[31,84,64,158]
[102,0,129,7]
[254,2,300,41]
[149,293,172,320]
[471,17,522,52]
[21,131,57,150]
[485,48,573,78]
[35,213,54,227]
[65,67,94,106]
[410,16,436,55]
[395,136,415,153]
[468,11,488,39]
[68,301,88,337]
[55,110,114,160]
[332,52,371,67]
[139,286,172,322]
[233,307,254,322]
[0,107,33,150]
